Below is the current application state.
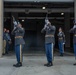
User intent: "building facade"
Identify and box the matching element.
[0,0,76,57]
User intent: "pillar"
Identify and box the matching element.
[37,20,44,51]
[74,0,76,20]
[0,0,3,57]
[64,13,70,49]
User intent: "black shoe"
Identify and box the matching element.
[2,53,5,55]
[19,62,22,66]
[73,63,76,65]
[47,62,53,67]
[13,62,22,67]
[13,63,18,66]
[6,52,8,54]
[44,63,49,66]
[60,53,64,56]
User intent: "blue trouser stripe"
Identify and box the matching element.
[58,42,64,54]
[45,43,53,63]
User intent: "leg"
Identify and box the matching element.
[47,43,53,67]
[13,44,23,67]
[6,42,9,54]
[13,45,20,67]
[73,44,76,65]
[59,42,64,56]
[15,45,19,63]
[44,44,49,66]
[60,43,64,56]
[17,44,23,63]
[58,42,61,55]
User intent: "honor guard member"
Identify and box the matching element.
[41,19,56,67]
[12,23,25,67]
[69,22,76,66]
[6,30,11,54]
[58,27,65,56]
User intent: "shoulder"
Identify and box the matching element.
[21,27,25,30]
[75,28,76,30]
[52,25,55,28]
[52,25,56,29]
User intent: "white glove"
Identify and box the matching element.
[63,43,65,45]
[44,24,47,29]
[13,21,18,26]
[73,25,76,28]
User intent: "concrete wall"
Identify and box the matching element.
[0,0,3,57]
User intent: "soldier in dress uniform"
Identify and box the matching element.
[69,22,76,65]
[12,21,25,67]
[12,23,25,67]
[6,30,11,54]
[41,18,56,67]
[58,27,65,56]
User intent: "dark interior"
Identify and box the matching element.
[4,2,74,53]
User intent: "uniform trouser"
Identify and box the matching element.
[45,43,54,63]
[3,40,6,54]
[15,44,23,63]
[73,43,76,59]
[6,42,10,53]
[58,42,64,54]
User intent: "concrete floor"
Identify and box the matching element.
[0,54,76,75]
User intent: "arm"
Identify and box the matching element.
[17,27,24,33]
[12,16,18,29]
[6,33,10,41]
[11,27,18,35]
[69,25,76,33]
[41,28,46,33]
[57,33,59,36]
[62,32,65,44]
[12,16,15,22]
[41,24,47,33]
[62,32,65,38]
[49,25,56,31]
[69,28,75,33]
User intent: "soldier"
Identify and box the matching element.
[3,28,7,55]
[6,30,11,54]
[12,23,25,67]
[41,19,56,67]
[69,22,76,65]
[58,27,65,56]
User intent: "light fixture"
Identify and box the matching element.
[22,20,24,22]
[61,13,64,15]
[42,7,46,10]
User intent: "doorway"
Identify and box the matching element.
[4,2,74,54]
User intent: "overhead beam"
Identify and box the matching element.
[4,0,74,2]
[4,17,74,19]
[4,8,74,13]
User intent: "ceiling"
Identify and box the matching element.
[4,2,74,8]
[4,2,74,20]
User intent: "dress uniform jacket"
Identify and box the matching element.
[12,27,25,45]
[41,25,56,44]
[3,32,7,40]
[69,27,76,44]
[58,32,65,43]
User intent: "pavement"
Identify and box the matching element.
[0,53,76,75]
